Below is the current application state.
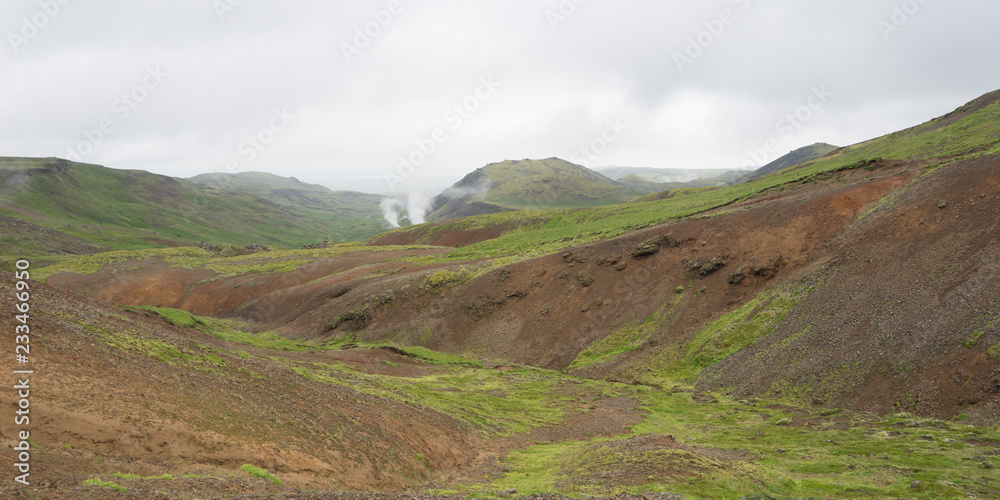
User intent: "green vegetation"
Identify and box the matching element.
[569,320,655,370]
[743,142,840,181]
[967,309,999,349]
[429,158,643,220]
[240,464,281,485]
[630,281,813,384]
[421,268,472,291]
[33,246,212,280]
[292,357,568,437]
[34,243,439,281]
[432,379,1000,499]
[21,93,1000,279]
[84,322,228,372]
[7,92,1000,271]
[188,171,385,242]
[964,330,986,348]
[82,478,128,493]
[112,472,174,480]
[0,157,384,260]
[569,300,679,371]
[396,345,483,367]
[378,94,1000,267]
[127,306,347,352]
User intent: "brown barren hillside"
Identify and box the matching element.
[15,90,1000,498]
[48,154,1000,424]
[700,155,1000,422]
[0,272,480,497]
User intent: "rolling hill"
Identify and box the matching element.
[610,169,749,193]
[8,89,1000,498]
[427,157,643,220]
[188,171,384,242]
[741,142,839,181]
[0,159,385,262]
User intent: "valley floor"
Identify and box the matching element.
[3,281,1000,499]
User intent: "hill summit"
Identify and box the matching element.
[743,142,839,181]
[427,157,641,220]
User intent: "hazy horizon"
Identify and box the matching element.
[2,1,997,194]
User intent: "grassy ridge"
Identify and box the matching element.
[64,267,1000,498]
[429,158,643,220]
[189,171,385,242]
[0,158,386,255]
[380,92,1000,265]
[34,242,441,281]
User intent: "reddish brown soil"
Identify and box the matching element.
[49,248,456,320]
[0,274,490,497]
[369,219,544,248]
[31,154,1000,494]
[277,164,917,370]
[0,271,652,498]
[700,155,1000,424]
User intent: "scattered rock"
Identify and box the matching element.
[728,268,745,285]
[938,200,948,209]
[632,239,661,258]
[698,257,726,277]
[631,234,680,258]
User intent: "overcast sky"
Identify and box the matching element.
[1,1,997,194]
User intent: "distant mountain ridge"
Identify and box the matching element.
[0,158,384,257]
[188,171,383,234]
[598,166,749,193]
[595,166,748,184]
[742,142,839,181]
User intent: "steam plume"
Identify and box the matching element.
[379,197,403,228]
[380,192,432,227]
[407,192,429,224]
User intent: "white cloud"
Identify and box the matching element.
[0,0,997,194]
